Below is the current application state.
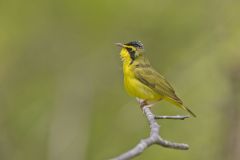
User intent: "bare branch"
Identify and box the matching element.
[155,115,190,120]
[111,106,189,160]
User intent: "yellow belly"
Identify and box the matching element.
[122,56,162,102]
[124,76,162,101]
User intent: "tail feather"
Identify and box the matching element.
[181,105,197,117]
[165,97,197,117]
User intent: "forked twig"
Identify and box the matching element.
[111,105,189,160]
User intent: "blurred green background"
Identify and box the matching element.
[1,0,240,160]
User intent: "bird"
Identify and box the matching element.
[116,41,196,117]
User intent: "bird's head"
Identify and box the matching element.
[115,41,144,64]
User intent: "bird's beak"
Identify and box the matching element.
[115,43,125,48]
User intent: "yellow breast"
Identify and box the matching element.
[123,60,162,101]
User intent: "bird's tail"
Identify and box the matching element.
[180,104,197,117]
[165,97,197,117]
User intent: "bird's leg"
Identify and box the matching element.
[140,101,148,109]
[136,98,153,111]
[136,98,146,109]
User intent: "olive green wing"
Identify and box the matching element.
[134,66,183,104]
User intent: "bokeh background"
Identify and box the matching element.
[1,0,240,160]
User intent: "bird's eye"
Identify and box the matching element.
[126,47,134,53]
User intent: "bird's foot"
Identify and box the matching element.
[140,101,148,109]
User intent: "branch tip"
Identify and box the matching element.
[154,115,190,120]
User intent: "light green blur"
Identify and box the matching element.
[0,0,240,160]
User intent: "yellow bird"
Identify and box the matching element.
[116,41,196,117]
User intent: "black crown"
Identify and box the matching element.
[125,41,144,49]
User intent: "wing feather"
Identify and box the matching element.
[134,65,183,104]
